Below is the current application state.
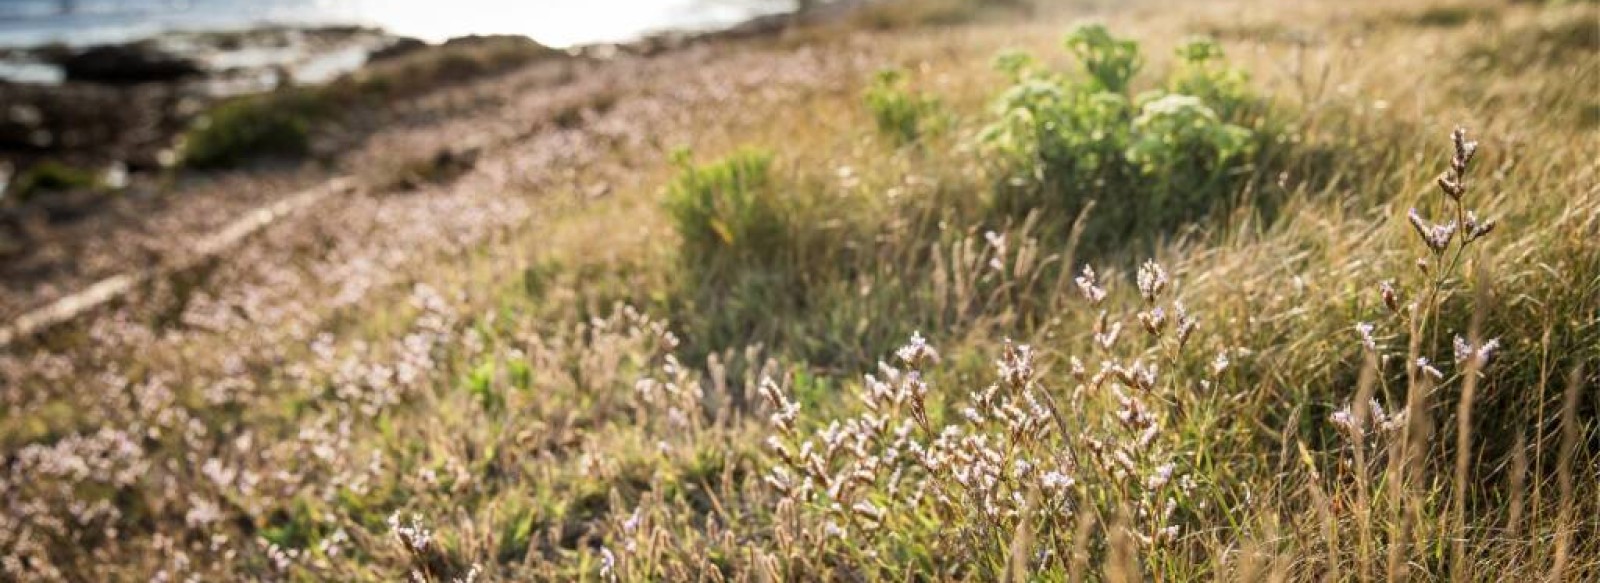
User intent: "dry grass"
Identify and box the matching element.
[0,0,1595,580]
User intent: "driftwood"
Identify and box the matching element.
[0,177,355,348]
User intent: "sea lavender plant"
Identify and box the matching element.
[1330,128,1499,442]
[1324,126,1505,581]
[754,258,1221,577]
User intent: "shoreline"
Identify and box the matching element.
[0,1,874,170]
[0,2,874,320]
[0,5,835,192]
[0,0,813,87]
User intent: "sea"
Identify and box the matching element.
[0,0,796,49]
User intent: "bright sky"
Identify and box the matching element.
[335,0,792,47]
[0,0,796,49]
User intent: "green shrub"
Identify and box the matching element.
[1124,93,1254,230]
[7,161,99,202]
[664,148,791,278]
[180,93,316,169]
[979,26,1264,247]
[991,49,1040,82]
[1408,5,1496,28]
[462,358,503,413]
[1167,37,1255,120]
[663,148,872,365]
[1064,24,1143,93]
[864,69,942,145]
[849,0,1030,30]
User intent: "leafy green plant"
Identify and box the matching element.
[180,93,315,169]
[864,69,942,145]
[661,147,884,365]
[1064,24,1143,93]
[992,49,1040,82]
[1125,93,1254,232]
[6,161,100,202]
[462,358,503,413]
[979,26,1262,247]
[663,148,790,278]
[1167,37,1255,120]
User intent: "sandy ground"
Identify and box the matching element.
[0,32,878,338]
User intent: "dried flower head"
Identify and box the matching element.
[387,512,433,553]
[1355,322,1378,352]
[1447,127,1477,194]
[1146,462,1176,490]
[1453,127,1478,167]
[1211,351,1230,375]
[1069,356,1088,382]
[1436,173,1464,200]
[1329,406,1360,436]
[1137,260,1168,302]
[1173,301,1199,348]
[758,377,801,435]
[1040,470,1076,495]
[1075,265,1107,305]
[599,547,617,582]
[897,331,940,367]
[1407,208,1456,254]
[1463,211,1496,243]
[1435,127,1478,200]
[1379,280,1401,314]
[1138,307,1167,337]
[997,340,1036,389]
[851,500,885,526]
[1452,336,1501,369]
[1416,357,1444,380]
[1094,311,1123,350]
[1329,399,1408,438]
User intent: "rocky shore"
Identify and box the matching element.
[0,3,895,321]
[0,27,405,175]
[0,3,871,205]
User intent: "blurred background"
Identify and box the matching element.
[0,0,835,224]
[0,0,1596,579]
[0,0,798,86]
[0,0,795,48]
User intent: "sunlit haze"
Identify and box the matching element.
[346,0,792,47]
[0,0,795,48]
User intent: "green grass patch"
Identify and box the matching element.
[180,93,316,169]
[849,0,1033,30]
[664,148,791,279]
[6,160,101,202]
[864,69,944,146]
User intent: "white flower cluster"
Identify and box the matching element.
[387,512,433,553]
[756,259,1212,557]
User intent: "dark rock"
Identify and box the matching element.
[57,44,204,85]
[441,34,534,49]
[366,37,429,63]
[440,34,559,57]
[29,43,74,65]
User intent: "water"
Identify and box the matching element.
[0,0,797,49]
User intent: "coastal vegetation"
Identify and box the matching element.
[0,0,1595,580]
[181,35,562,169]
